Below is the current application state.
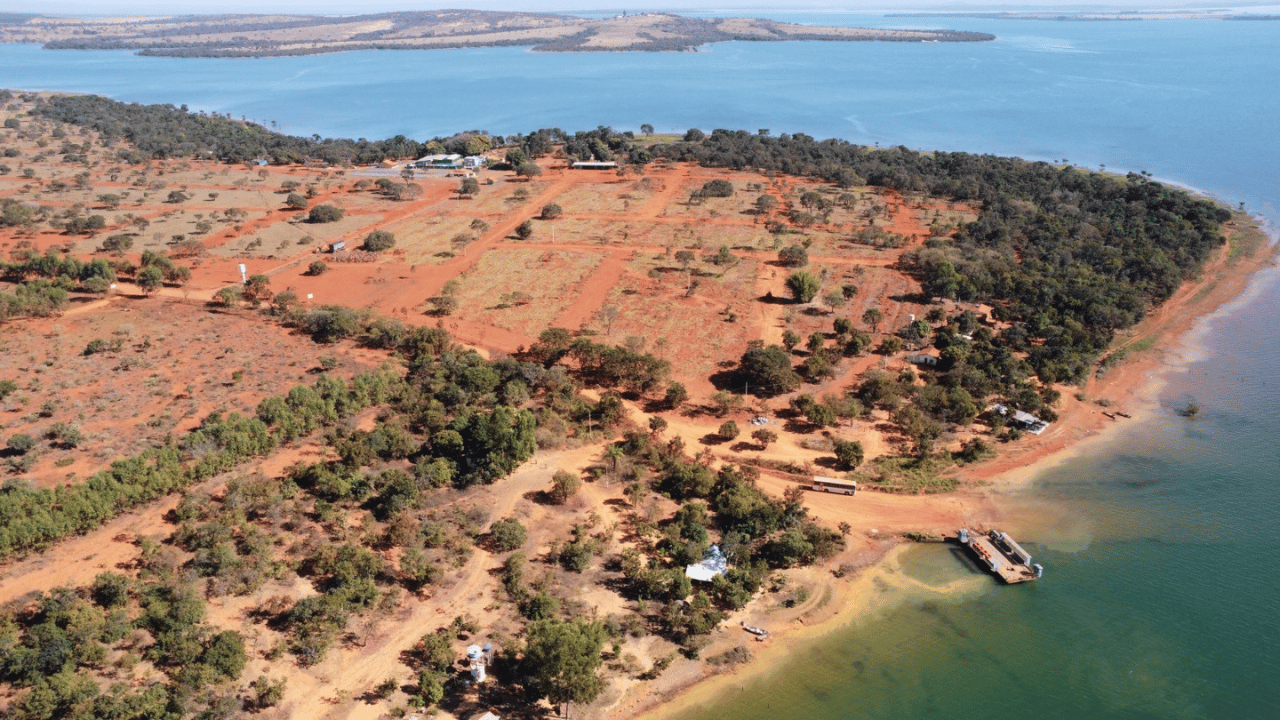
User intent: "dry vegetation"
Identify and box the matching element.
[0,91,1256,720]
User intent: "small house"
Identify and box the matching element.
[685,545,728,582]
[989,404,1050,435]
[572,161,618,170]
[330,241,346,253]
[462,155,488,170]
[906,354,939,367]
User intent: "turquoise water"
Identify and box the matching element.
[2,12,1278,718]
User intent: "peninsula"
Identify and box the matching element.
[0,91,1269,720]
[0,10,994,57]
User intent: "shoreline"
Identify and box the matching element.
[615,214,1277,720]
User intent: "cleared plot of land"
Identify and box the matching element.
[0,300,378,487]
[448,247,605,337]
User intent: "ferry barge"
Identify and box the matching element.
[959,528,1044,584]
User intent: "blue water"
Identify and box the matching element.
[1,15,1277,223]
[2,12,1278,719]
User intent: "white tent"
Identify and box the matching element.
[685,544,729,582]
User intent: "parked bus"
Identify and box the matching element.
[811,476,857,496]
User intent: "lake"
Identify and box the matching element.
[1,11,1278,719]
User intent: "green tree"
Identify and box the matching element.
[862,308,884,332]
[101,234,133,254]
[739,344,802,396]
[833,439,864,469]
[240,273,272,305]
[136,265,164,294]
[751,428,777,449]
[202,630,248,679]
[363,230,395,252]
[806,332,826,355]
[285,193,308,210]
[786,270,821,304]
[490,517,527,552]
[251,676,286,710]
[524,618,607,718]
[823,290,847,314]
[718,420,739,441]
[664,381,689,410]
[459,177,480,196]
[516,162,543,179]
[515,220,534,240]
[782,330,801,353]
[540,203,563,219]
[550,470,581,505]
[640,123,655,136]
[777,244,808,267]
[307,260,328,275]
[308,204,343,223]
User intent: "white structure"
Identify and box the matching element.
[685,544,729,582]
[811,476,858,495]
[906,354,938,367]
[467,644,493,683]
[989,404,1050,435]
[414,153,463,169]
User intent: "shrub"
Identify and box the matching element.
[718,420,739,441]
[307,260,328,276]
[697,179,734,198]
[786,270,821,303]
[489,517,527,552]
[833,439,864,469]
[307,204,343,223]
[539,203,562,220]
[363,230,395,252]
[549,470,580,504]
[6,433,36,454]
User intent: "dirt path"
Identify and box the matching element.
[281,444,602,720]
[553,249,630,330]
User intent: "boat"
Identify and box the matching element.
[957,528,1043,584]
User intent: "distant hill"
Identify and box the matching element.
[0,10,993,57]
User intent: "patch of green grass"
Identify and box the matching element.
[863,456,958,494]
[1126,336,1157,354]
[1227,222,1266,262]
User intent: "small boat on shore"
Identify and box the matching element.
[741,621,769,640]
